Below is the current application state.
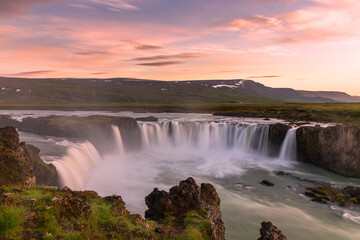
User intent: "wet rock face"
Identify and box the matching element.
[297,124,360,178]
[258,221,287,240]
[145,177,225,240]
[268,123,290,157]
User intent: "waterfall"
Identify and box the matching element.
[138,121,270,155]
[279,128,298,161]
[52,141,102,190]
[111,125,125,155]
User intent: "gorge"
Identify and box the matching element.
[1,110,360,239]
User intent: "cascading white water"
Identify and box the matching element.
[52,141,102,190]
[279,128,298,161]
[111,125,125,155]
[139,121,270,155]
[53,126,125,190]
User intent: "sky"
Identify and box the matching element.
[0,0,360,95]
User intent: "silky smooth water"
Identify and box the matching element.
[8,110,360,240]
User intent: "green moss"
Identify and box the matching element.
[90,199,116,226]
[20,188,53,202]
[177,211,212,240]
[0,206,25,238]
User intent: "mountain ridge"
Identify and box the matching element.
[0,77,358,104]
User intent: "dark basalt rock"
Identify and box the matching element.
[260,180,274,187]
[135,116,158,122]
[297,124,360,178]
[18,115,142,152]
[26,145,59,186]
[145,177,225,240]
[268,123,291,157]
[258,221,287,240]
[0,127,35,187]
[0,115,19,128]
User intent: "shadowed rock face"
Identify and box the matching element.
[0,127,58,187]
[258,221,287,240]
[268,123,290,157]
[297,124,360,178]
[145,177,225,240]
[18,115,142,152]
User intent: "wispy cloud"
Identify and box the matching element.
[131,53,203,61]
[89,0,138,12]
[75,51,110,56]
[125,40,163,50]
[6,70,55,77]
[0,0,55,16]
[137,61,184,67]
[210,14,282,31]
[247,75,281,78]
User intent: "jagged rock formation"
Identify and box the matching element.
[297,124,360,178]
[268,123,290,156]
[0,127,58,187]
[145,177,225,240]
[258,221,287,240]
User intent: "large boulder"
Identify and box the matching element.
[296,124,360,178]
[145,177,225,240]
[258,221,287,240]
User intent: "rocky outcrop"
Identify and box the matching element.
[0,115,19,128]
[258,222,287,240]
[268,123,290,156]
[0,127,59,187]
[297,124,360,178]
[145,177,225,240]
[305,186,360,207]
[0,127,35,187]
[26,145,59,186]
[18,115,142,152]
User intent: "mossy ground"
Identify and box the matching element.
[0,186,213,240]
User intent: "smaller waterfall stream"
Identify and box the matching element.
[112,125,125,155]
[52,141,102,190]
[279,128,298,161]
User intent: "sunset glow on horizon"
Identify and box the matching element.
[1,0,360,95]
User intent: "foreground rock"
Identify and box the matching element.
[305,186,360,207]
[297,124,360,178]
[145,177,225,240]
[0,127,58,187]
[258,221,287,240]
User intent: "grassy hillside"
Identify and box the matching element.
[0,77,349,105]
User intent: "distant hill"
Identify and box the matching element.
[0,77,358,105]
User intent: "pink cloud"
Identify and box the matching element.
[0,0,55,16]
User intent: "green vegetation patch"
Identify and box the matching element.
[0,206,25,238]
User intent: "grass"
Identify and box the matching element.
[0,206,25,238]
[176,210,212,240]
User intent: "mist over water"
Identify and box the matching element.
[12,111,360,240]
